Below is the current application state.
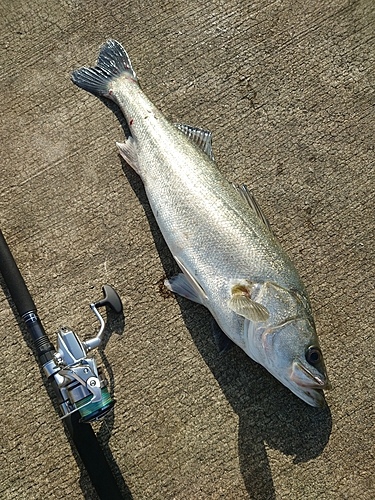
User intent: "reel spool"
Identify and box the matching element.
[76,385,114,423]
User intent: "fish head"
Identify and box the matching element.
[246,317,330,407]
[242,282,330,406]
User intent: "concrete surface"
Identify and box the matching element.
[0,0,374,499]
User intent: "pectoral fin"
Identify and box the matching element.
[228,283,269,322]
[229,295,269,322]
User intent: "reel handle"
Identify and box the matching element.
[95,285,123,314]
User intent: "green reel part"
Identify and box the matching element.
[76,386,115,423]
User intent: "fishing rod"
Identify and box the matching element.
[0,229,126,499]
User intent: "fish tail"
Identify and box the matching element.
[71,39,138,98]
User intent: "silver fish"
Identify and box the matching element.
[72,40,330,406]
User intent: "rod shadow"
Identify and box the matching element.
[107,101,332,497]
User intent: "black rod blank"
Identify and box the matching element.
[0,230,36,316]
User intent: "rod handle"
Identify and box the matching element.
[66,411,126,499]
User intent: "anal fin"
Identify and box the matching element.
[116,137,139,173]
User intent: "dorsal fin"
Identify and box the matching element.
[233,184,273,233]
[175,123,215,160]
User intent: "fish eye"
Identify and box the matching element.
[305,346,322,365]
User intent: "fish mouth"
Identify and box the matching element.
[289,361,331,407]
[292,362,329,387]
[295,387,326,408]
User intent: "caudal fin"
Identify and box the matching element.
[71,39,137,98]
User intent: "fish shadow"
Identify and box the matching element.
[117,152,332,499]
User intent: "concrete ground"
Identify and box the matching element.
[0,0,374,499]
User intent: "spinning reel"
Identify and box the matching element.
[27,285,123,423]
[22,285,122,423]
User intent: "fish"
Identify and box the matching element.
[71,39,330,407]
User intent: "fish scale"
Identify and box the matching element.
[71,39,330,406]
